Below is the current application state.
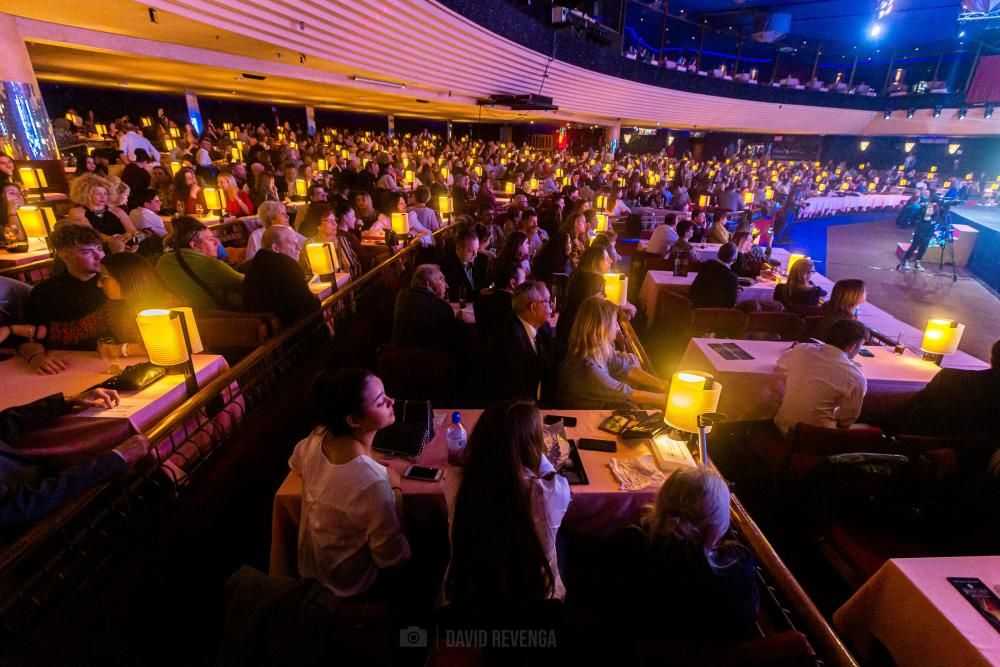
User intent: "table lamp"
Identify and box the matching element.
[230,147,240,162]
[664,371,723,465]
[164,138,177,151]
[136,308,203,397]
[742,191,754,204]
[315,157,328,172]
[169,126,180,139]
[698,195,710,208]
[15,205,56,250]
[555,168,564,178]
[596,194,608,211]
[306,242,340,282]
[786,254,806,274]
[441,167,450,181]
[602,273,627,306]
[170,161,182,176]
[595,213,609,233]
[765,187,774,200]
[18,167,47,200]
[504,182,515,195]
[529,177,538,192]
[404,170,415,189]
[341,149,349,159]
[202,187,227,223]
[294,179,308,200]
[920,318,965,365]
[390,212,410,240]
[439,196,452,221]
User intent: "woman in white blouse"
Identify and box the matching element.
[289,368,410,598]
[444,401,571,605]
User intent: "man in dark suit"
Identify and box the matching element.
[390,264,468,353]
[487,281,558,404]
[243,226,320,326]
[895,339,1000,437]
[473,261,525,340]
[439,223,490,302]
[689,242,740,308]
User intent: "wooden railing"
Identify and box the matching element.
[620,318,859,667]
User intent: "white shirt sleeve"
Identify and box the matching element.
[356,479,411,569]
[245,227,262,260]
[836,374,868,429]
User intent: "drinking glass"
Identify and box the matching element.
[98,338,121,375]
[457,287,468,309]
[194,203,205,216]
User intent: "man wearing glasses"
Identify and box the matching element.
[128,188,168,238]
[488,281,558,404]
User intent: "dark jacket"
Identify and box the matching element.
[773,282,826,307]
[243,250,320,327]
[486,314,558,405]
[439,252,490,302]
[24,272,108,349]
[0,394,126,527]
[472,290,513,340]
[897,367,1000,437]
[391,286,468,353]
[689,260,739,309]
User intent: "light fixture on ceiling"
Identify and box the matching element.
[869,23,883,38]
[859,140,870,151]
[351,76,405,89]
[948,143,961,154]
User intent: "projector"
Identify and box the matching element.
[479,94,559,111]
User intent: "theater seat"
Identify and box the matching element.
[784,304,823,318]
[745,312,805,342]
[691,308,748,339]
[197,310,280,356]
[376,344,457,403]
[779,423,889,480]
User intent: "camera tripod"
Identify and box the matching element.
[933,210,958,283]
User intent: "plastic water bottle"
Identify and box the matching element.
[445,412,467,466]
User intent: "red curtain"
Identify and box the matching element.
[967,55,1000,104]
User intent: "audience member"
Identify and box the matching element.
[67,174,141,249]
[245,201,306,261]
[774,319,868,435]
[689,242,740,308]
[173,167,208,215]
[558,297,666,408]
[439,223,489,302]
[667,220,702,264]
[473,261,525,340]
[128,188,168,238]
[556,268,605,348]
[487,281,558,403]
[244,226,320,326]
[812,278,866,341]
[390,264,467,353]
[217,174,254,217]
[156,217,244,310]
[289,369,410,598]
[773,257,826,307]
[645,213,678,256]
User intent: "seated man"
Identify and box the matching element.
[156,217,244,311]
[473,261,524,340]
[894,338,1000,437]
[438,223,489,302]
[689,241,739,309]
[243,226,319,327]
[774,319,868,435]
[245,201,307,262]
[390,264,467,353]
[1,389,151,526]
[645,213,678,256]
[128,188,169,238]
[487,281,558,404]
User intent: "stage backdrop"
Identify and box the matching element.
[967,54,1000,104]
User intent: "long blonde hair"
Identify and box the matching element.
[824,278,866,318]
[567,296,618,363]
[786,257,815,296]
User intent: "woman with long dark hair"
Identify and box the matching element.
[531,232,573,286]
[445,400,570,605]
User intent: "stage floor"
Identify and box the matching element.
[952,205,1000,233]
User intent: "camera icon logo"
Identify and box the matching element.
[399,626,428,648]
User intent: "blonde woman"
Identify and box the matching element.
[68,173,140,249]
[216,173,254,217]
[617,467,759,643]
[557,296,666,408]
[773,257,826,307]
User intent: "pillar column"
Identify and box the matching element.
[604,121,621,151]
[0,13,58,160]
[387,113,395,138]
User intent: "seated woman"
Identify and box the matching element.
[20,252,178,355]
[531,232,573,286]
[290,368,410,598]
[730,231,771,279]
[558,297,666,408]
[67,173,141,252]
[496,230,530,276]
[773,256,826,307]
[617,467,759,645]
[217,173,254,217]
[155,216,244,311]
[813,278,866,341]
[667,220,702,264]
[172,167,208,216]
[444,400,570,606]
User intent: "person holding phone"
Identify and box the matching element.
[288,368,411,599]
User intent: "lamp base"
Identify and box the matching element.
[922,351,944,366]
[649,432,698,471]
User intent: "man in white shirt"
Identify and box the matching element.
[195,139,214,169]
[645,213,679,256]
[118,124,161,163]
[774,319,869,435]
[128,188,168,238]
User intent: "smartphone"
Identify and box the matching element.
[577,437,617,453]
[858,348,875,358]
[544,414,578,427]
[403,465,443,482]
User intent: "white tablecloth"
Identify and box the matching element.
[801,194,910,219]
[636,242,790,266]
[677,339,942,421]
[638,270,779,316]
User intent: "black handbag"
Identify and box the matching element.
[96,362,166,391]
[373,400,435,457]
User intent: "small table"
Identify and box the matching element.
[0,246,52,268]
[270,409,686,577]
[834,556,1000,666]
[308,273,352,301]
[636,241,790,267]
[677,338,942,422]
[638,270,779,317]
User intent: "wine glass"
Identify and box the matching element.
[97,337,121,374]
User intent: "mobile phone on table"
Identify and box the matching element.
[858,348,875,358]
[544,414,578,427]
[577,438,617,453]
[403,465,443,482]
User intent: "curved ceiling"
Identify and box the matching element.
[6,0,1000,135]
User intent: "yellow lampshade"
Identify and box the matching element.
[602,273,627,306]
[841,181,850,191]
[943,180,952,188]
[341,149,349,159]
[504,182,515,195]
[18,168,40,190]
[818,183,827,192]
[95,124,108,136]
[170,161,182,175]
[15,206,49,237]
[921,319,965,355]
[294,179,307,197]
[174,307,203,354]
[900,178,908,186]
[169,127,180,138]
[203,188,225,212]
[228,130,237,140]
[868,183,876,191]
[965,173,973,180]
[404,170,414,184]
[665,371,723,434]
[948,143,960,155]
[306,242,339,275]
[136,309,194,366]
[230,147,240,161]
[529,178,538,191]
[441,167,450,180]
[787,254,806,272]
[164,138,176,150]
[765,187,774,200]
[439,196,452,215]
[562,176,571,186]
[316,158,328,172]
[390,212,410,235]
[930,166,938,173]
[474,165,483,177]
[742,191,753,204]
[698,195,709,207]
[595,213,609,232]
[555,168,563,178]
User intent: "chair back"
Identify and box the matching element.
[745,312,806,341]
[691,308,748,338]
[802,315,825,340]
[654,290,694,330]
[785,303,823,318]
[784,423,888,479]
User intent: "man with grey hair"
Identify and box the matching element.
[487,280,557,403]
[390,264,467,352]
[243,226,318,326]
[245,200,306,261]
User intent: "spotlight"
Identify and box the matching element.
[907,108,915,119]
[869,23,883,38]
[933,106,942,118]
[986,106,994,119]
[959,107,968,120]
[884,109,892,120]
